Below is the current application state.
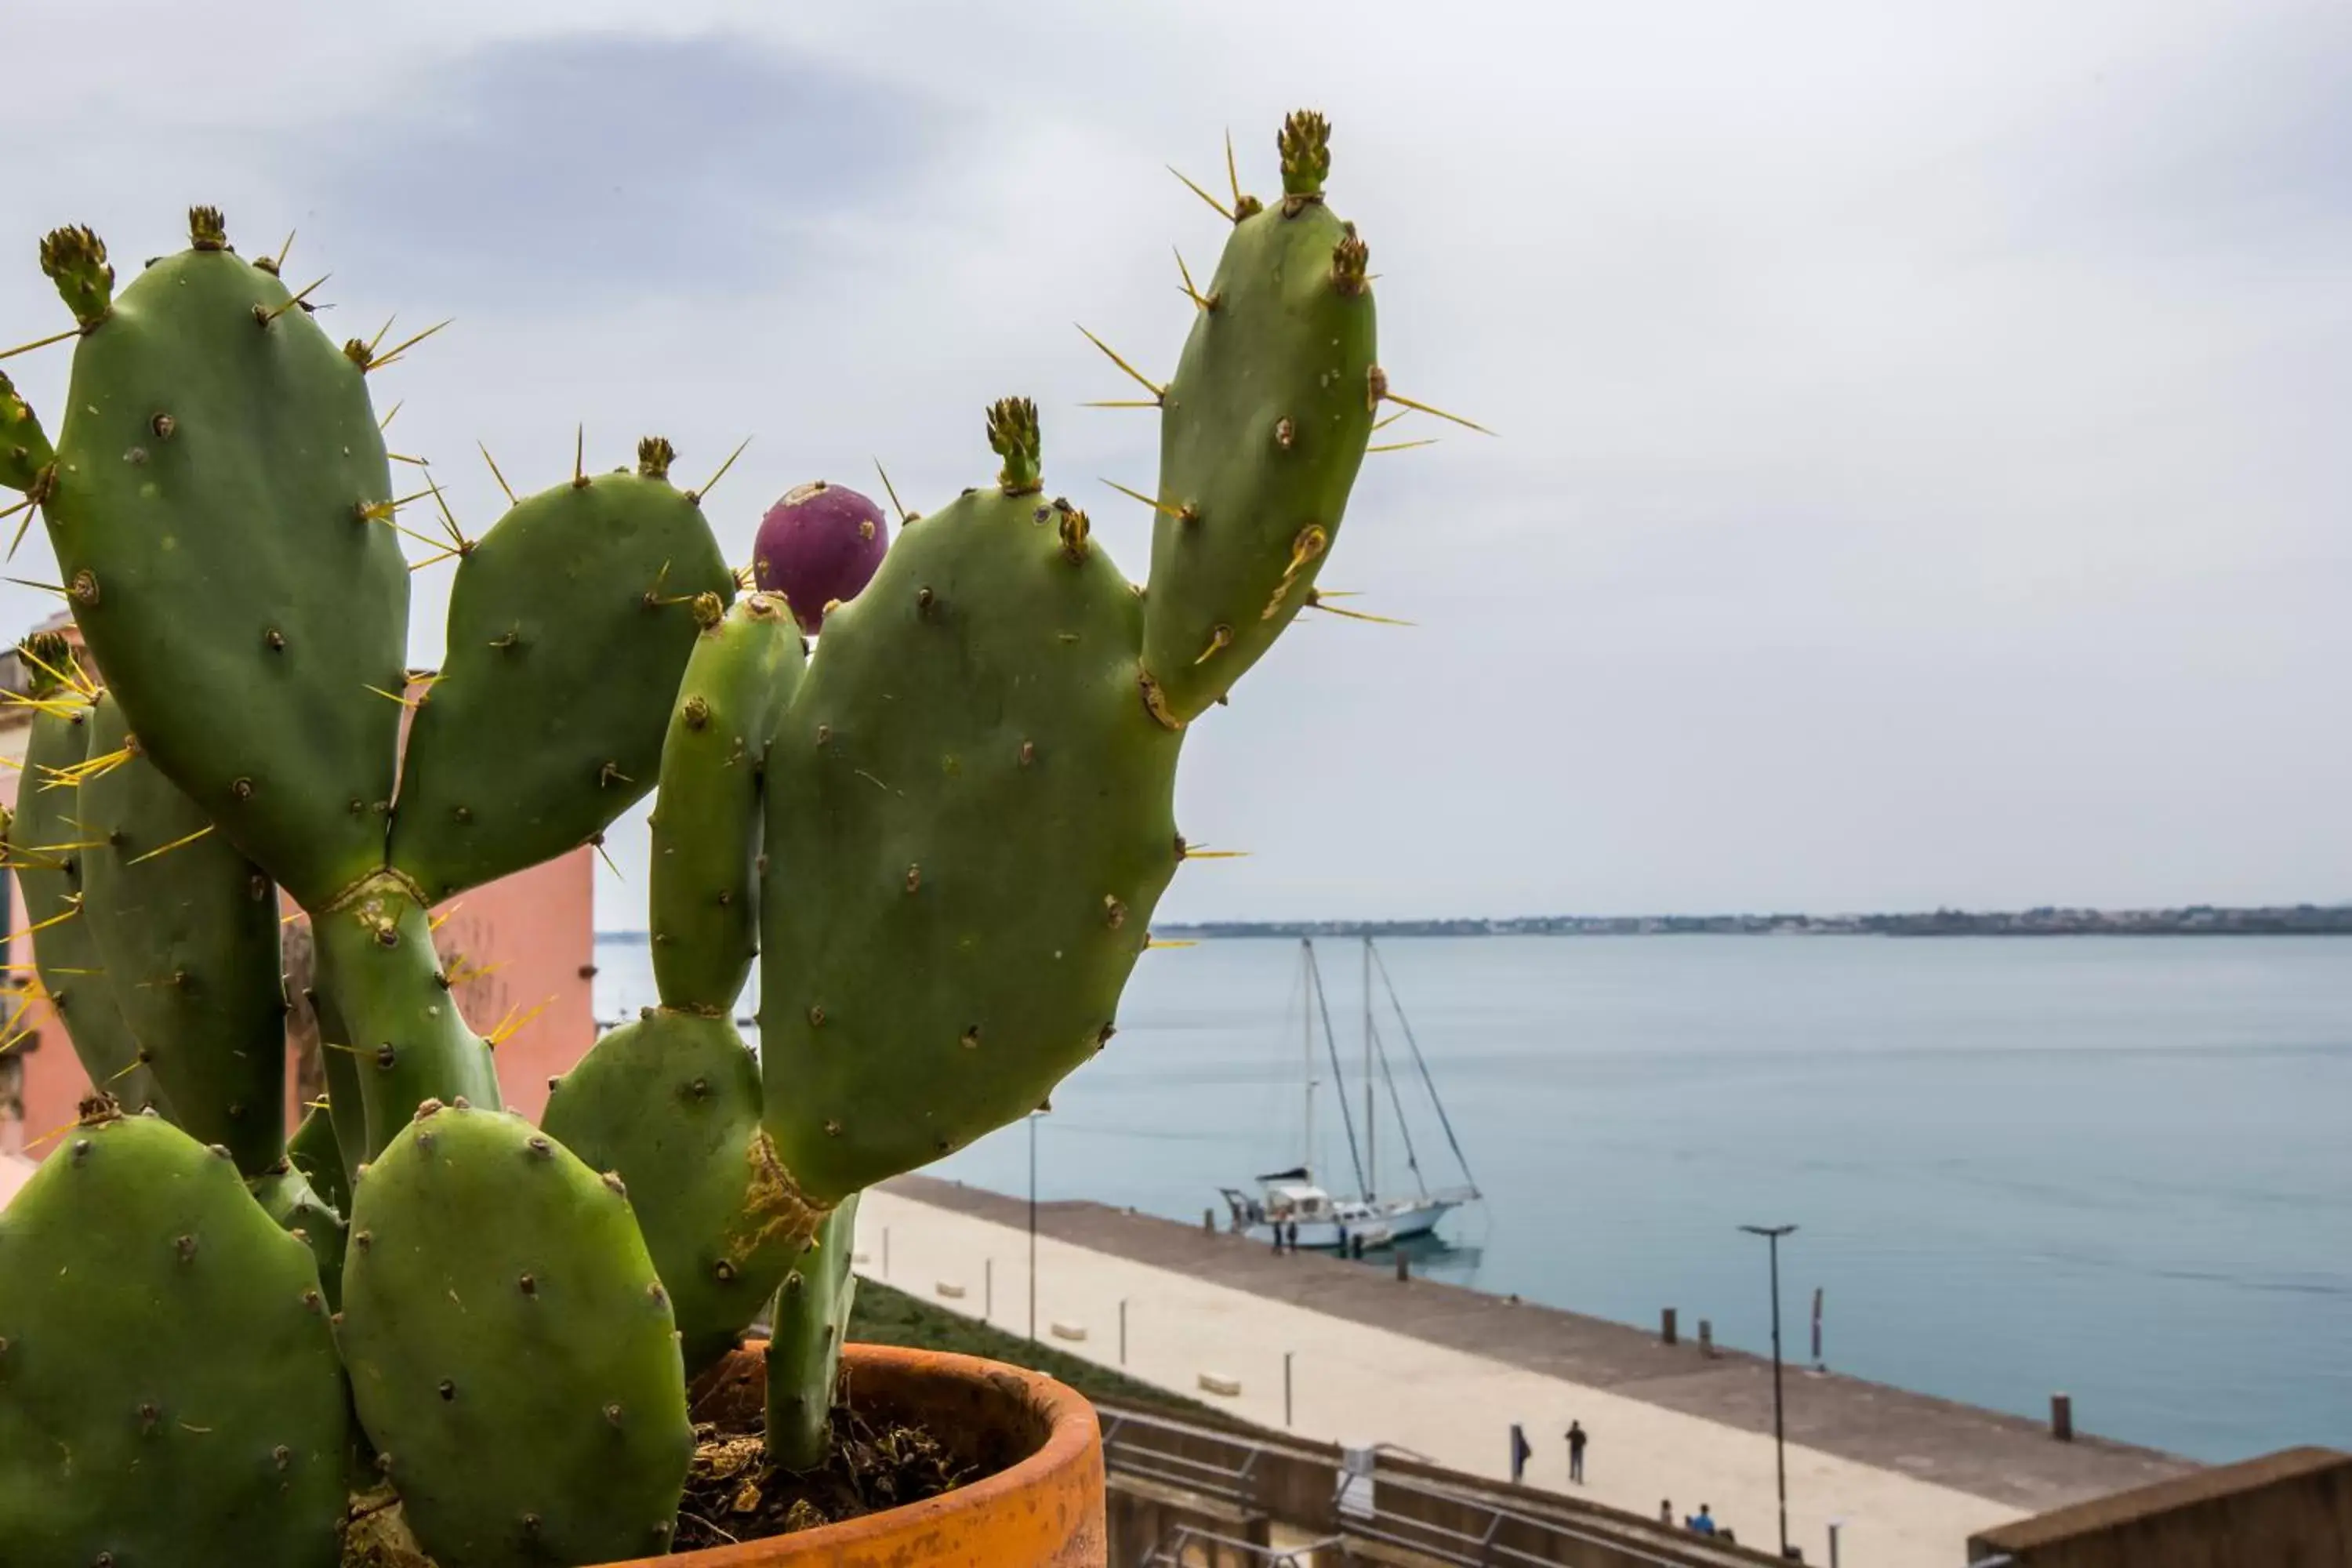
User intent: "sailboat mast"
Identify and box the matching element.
[1301,938,1316,1181]
[1306,942,1369,1199]
[1363,936,1376,1202]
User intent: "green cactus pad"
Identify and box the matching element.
[303,981,372,1193]
[764,1191,861,1472]
[543,1009,817,1373]
[0,1099,350,1567]
[1140,115,1377,723]
[648,591,805,1010]
[339,1100,694,1568]
[387,443,735,906]
[313,879,503,1162]
[4,684,168,1116]
[250,1154,350,1312]
[1,368,54,492]
[38,219,409,908]
[285,1102,352,1224]
[38,224,115,329]
[78,688,286,1173]
[759,405,1182,1200]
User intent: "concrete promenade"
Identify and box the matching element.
[861,1177,2196,1568]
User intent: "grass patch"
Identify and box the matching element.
[848,1278,1269,1434]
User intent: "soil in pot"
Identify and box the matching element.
[671,1394,970,1550]
[339,1365,996,1564]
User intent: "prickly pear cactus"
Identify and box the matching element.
[1,367,55,492]
[2,642,167,1116]
[12,209,736,1167]
[1138,111,1379,724]
[647,591,804,1007]
[313,875,504,1164]
[318,442,733,1158]
[250,1152,350,1312]
[0,107,1443,1534]
[387,437,735,907]
[543,1010,804,1374]
[764,1192,861,1473]
[34,209,409,909]
[78,688,286,1173]
[0,1098,350,1568]
[299,982,371,1193]
[339,1100,694,1568]
[758,399,1182,1201]
[285,1101,351,1221]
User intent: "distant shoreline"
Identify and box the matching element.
[597,903,2352,942]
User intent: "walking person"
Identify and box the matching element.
[1565,1420,1588,1484]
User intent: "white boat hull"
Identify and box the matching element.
[1243,1199,1458,1250]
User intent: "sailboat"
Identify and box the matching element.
[1218,936,1480,1250]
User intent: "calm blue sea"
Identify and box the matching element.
[593,932,2352,1463]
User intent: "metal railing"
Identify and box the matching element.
[1347,1468,1737,1568]
[1142,1525,1351,1567]
[1099,1406,1272,1508]
[1097,1402,1774,1568]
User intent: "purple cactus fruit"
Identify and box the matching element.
[752,481,890,634]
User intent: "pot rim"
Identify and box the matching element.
[602,1339,1102,1567]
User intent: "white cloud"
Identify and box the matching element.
[5,0,2347,922]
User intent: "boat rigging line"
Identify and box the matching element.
[1370,938,1481,1197]
[1364,938,1430,1200]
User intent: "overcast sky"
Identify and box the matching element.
[4,2,2347,924]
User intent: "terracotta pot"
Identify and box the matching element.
[604,1341,1106,1568]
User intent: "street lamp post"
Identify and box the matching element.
[1740,1222,1798,1559]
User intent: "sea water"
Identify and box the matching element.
[593,931,2352,1461]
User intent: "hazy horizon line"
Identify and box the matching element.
[593,895,2352,938]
